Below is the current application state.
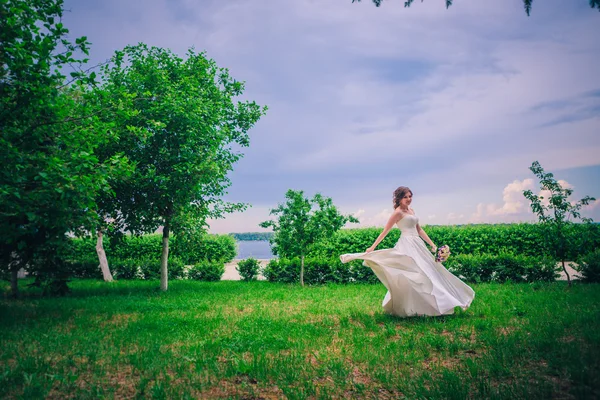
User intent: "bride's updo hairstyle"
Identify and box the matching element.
[393,186,413,209]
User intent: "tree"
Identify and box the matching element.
[0,0,129,296]
[351,0,600,16]
[523,161,596,286]
[260,190,358,286]
[98,44,267,291]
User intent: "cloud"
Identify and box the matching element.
[354,208,393,228]
[58,0,600,233]
[585,199,600,210]
[468,177,600,224]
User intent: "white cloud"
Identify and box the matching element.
[470,179,538,222]
[354,208,393,228]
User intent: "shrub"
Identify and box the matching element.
[172,234,236,264]
[110,259,143,280]
[68,233,237,271]
[263,258,298,284]
[263,257,378,285]
[445,253,560,283]
[136,257,185,280]
[524,257,560,282]
[65,256,102,279]
[577,249,600,283]
[236,258,261,281]
[309,223,600,260]
[188,261,225,282]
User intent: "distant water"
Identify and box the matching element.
[236,240,275,260]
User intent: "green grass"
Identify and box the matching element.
[1,280,599,399]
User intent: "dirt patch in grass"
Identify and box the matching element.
[422,354,461,371]
[498,326,517,336]
[99,313,141,328]
[198,377,285,399]
[525,358,575,400]
[102,364,140,399]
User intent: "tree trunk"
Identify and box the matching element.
[300,254,305,287]
[160,221,170,291]
[562,259,571,287]
[10,267,19,298]
[96,230,113,282]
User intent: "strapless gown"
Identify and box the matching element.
[340,214,475,317]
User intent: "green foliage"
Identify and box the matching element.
[0,0,130,296]
[265,254,557,285]
[310,223,600,260]
[263,257,377,284]
[137,257,185,280]
[173,234,236,264]
[68,233,236,266]
[260,189,358,285]
[444,254,559,283]
[187,261,225,282]
[577,249,600,283]
[523,161,596,285]
[95,43,266,290]
[110,259,142,280]
[236,258,261,281]
[261,190,358,259]
[107,257,184,280]
[65,258,102,280]
[351,0,600,15]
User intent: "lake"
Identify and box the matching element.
[236,240,275,260]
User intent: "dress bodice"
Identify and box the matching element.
[396,214,419,236]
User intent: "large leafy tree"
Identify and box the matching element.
[523,161,596,286]
[352,0,600,16]
[98,44,266,291]
[0,0,129,296]
[260,190,358,286]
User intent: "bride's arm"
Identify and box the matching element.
[416,222,436,252]
[366,209,402,252]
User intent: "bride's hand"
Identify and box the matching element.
[430,244,437,253]
[365,246,375,253]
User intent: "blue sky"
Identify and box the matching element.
[61,0,600,233]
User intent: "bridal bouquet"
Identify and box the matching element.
[435,245,451,263]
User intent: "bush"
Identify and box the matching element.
[577,249,600,283]
[445,253,560,283]
[65,256,102,279]
[68,233,236,271]
[263,258,298,284]
[309,223,600,260]
[236,258,261,281]
[188,261,225,282]
[110,259,143,280]
[136,257,185,280]
[263,257,377,285]
[262,254,559,285]
[172,234,236,264]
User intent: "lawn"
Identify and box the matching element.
[1,280,599,399]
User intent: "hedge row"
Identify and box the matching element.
[309,223,600,260]
[265,253,561,285]
[68,233,236,266]
[67,256,226,281]
[577,249,600,283]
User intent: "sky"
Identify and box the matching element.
[61,0,600,233]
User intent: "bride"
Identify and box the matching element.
[340,186,475,317]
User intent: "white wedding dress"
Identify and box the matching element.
[340,214,475,317]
